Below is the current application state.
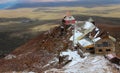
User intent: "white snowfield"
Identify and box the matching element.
[45,50,116,73]
[60,49,87,67]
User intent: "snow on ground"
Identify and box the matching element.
[60,49,87,67]
[45,52,117,73]
[12,71,35,73]
[4,54,16,60]
[43,57,59,68]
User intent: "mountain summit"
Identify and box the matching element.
[0,17,119,72]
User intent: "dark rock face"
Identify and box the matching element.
[110,57,120,65]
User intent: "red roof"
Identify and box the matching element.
[64,20,76,25]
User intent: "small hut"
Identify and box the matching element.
[62,15,76,25]
[94,36,116,54]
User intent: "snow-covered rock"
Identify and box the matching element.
[60,49,87,67]
[45,55,116,73]
[4,54,16,60]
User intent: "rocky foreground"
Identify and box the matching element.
[0,26,119,73]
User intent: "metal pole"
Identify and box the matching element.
[73,23,76,47]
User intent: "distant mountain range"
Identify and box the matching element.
[6,0,120,9]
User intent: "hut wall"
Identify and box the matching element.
[95,39,115,54]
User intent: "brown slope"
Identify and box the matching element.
[0,23,120,72]
[0,26,72,72]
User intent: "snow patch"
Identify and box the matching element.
[60,49,87,67]
[45,55,116,73]
[4,54,16,60]
[12,71,35,73]
[95,27,99,32]
[43,57,59,68]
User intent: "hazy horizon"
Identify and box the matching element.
[0,0,120,9]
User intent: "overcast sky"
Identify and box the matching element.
[0,0,119,9]
[0,0,16,4]
[0,0,77,4]
[1,0,120,4]
[23,0,77,2]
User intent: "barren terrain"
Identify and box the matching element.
[0,5,120,59]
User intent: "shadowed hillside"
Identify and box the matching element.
[0,26,72,72]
